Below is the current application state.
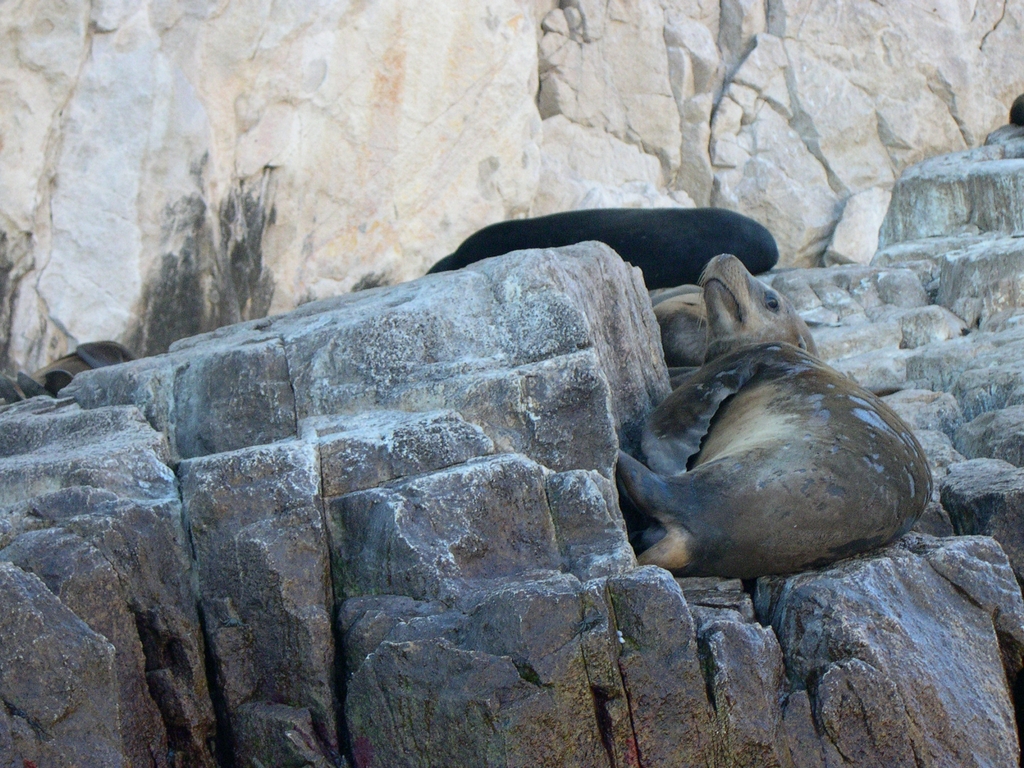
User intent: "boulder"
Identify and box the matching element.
[758,535,1024,768]
[0,399,218,767]
[68,244,670,465]
[941,458,1024,583]
[955,405,1024,466]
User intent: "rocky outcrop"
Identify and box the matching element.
[3,1,1023,374]
[5,228,1024,765]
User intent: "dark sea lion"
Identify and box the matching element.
[1012,94,1024,127]
[617,342,931,578]
[0,341,134,404]
[428,208,779,289]
[654,254,816,369]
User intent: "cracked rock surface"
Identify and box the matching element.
[3,217,1024,765]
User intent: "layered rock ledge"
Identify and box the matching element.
[4,216,1024,765]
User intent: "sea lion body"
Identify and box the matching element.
[428,208,779,289]
[617,342,932,578]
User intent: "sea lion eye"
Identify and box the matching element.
[765,293,780,311]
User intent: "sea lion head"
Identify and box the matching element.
[700,253,817,363]
[1011,93,1024,127]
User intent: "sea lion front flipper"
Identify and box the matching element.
[642,354,758,476]
[0,374,23,404]
[16,372,49,399]
[615,451,695,570]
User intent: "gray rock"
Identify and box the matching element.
[0,398,176,506]
[767,264,930,324]
[303,409,495,498]
[328,453,562,602]
[0,561,124,767]
[881,389,964,438]
[941,458,1024,584]
[955,404,1024,466]
[936,236,1024,329]
[68,244,669,472]
[757,535,1024,768]
[0,403,218,766]
[544,469,635,580]
[343,574,611,768]
[1,529,168,768]
[178,439,339,763]
[66,333,296,463]
[879,146,1024,246]
[904,326,1024,421]
[605,567,716,765]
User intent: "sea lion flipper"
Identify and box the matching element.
[616,451,695,569]
[16,372,49,399]
[642,356,758,476]
[0,374,23,404]
[43,369,75,396]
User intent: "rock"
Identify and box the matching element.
[4,1,543,370]
[879,146,1024,247]
[343,574,614,768]
[712,85,842,268]
[823,186,892,266]
[531,115,688,214]
[537,0,682,175]
[0,561,125,767]
[941,458,1024,583]
[0,398,219,767]
[955,405,1024,466]
[328,453,564,602]
[1,529,169,768]
[178,439,340,763]
[0,398,176,506]
[757,535,1024,768]
[936,236,1024,329]
[905,325,1024,421]
[68,244,669,466]
[881,389,964,438]
[604,568,717,765]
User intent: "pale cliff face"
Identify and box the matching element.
[1,0,1023,371]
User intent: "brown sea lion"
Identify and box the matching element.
[617,342,932,578]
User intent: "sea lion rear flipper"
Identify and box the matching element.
[616,451,694,570]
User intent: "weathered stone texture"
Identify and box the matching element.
[178,439,340,763]
[758,535,1024,768]
[5,0,1023,373]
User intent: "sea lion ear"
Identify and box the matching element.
[798,336,807,350]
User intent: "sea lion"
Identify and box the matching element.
[0,341,134,404]
[428,208,779,289]
[654,254,817,370]
[1012,93,1024,127]
[617,342,932,578]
